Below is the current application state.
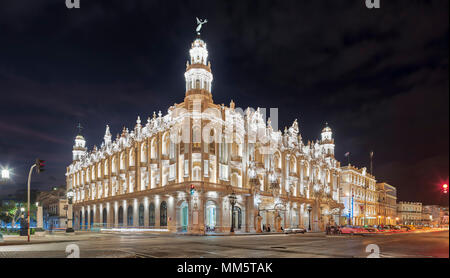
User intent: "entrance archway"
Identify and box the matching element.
[160,201,167,227]
[232,206,242,230]
[102,208,107,228]
[179,201,188,232]
[90,210,94,229]
[118,206,124,227]
[205,200,217,232]
[84,211,88,230]
[149,203,155,227]
[127,205,133,226]
[138,204,144,227]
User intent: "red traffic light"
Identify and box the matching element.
[35,159,45,174]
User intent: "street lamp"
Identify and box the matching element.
[307,205,313,231]
[229,192,237,233]
[66,189,74,232]
[1,168,10,179]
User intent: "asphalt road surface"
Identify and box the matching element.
[0,231,448,258]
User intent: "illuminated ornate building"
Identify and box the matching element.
[397,201,422,226]
[376,182,397,225]
[66,34,343,234]
[339,165,377,226]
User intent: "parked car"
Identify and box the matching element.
[364,226,378,233]
[339,225,361,234]
[400,225,411,231]
[284,227,306,234]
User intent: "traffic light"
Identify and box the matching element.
[443,184,448,194]
[36,159,45,174]
[190,184,195,195]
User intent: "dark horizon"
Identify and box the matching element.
[0,0,448,206]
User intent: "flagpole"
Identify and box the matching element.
[370,151,373,175]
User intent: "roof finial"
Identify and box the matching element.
[76,123,83,135]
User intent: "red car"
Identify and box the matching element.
[339,225,363,234]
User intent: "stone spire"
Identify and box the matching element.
[104,125,112,145]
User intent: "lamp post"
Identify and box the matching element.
[66,189,74,232]
[1,168,10,180]
[229,192,237,233]
[307,205,313,231]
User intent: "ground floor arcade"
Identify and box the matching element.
[72,184,342,234]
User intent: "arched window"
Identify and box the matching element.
[102,208,107,228]
[129,149,135,167]
[151,138,157,159]
[104,160,108,176]
[160,201,167,227]
[220,137,227,163]
[111,157,117,173]
[290,157,296,173]
[162,133,170,156]
[127,205,133,226]
[138,204,144,227]
[90,210,94,228]
[149,203,155,227]
[118,206,124,227]
[120,153,125,170]
[140,143,147,163]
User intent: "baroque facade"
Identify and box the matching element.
[66,35,343,234]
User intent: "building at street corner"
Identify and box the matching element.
[65,32,344,234]
[339,165,377,226]
[422,205,449,227]
[397,201,422,226]
[376,182,397,225]
[36,186,68,230]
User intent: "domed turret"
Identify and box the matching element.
[72,124,87,161]
[320,122,335,157]
[184,22,213,105]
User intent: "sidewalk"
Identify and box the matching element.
[0,232,100,246]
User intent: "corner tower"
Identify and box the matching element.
[72,124,87,161]
[184,36,213,105]
[321,123,335,157]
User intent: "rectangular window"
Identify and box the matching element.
[169,164,175,181]
[204,160,209,177]
[219,164,229,181]
[184,160,189,177]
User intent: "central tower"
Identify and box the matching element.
[184,37,214,105]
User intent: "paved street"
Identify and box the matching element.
[0,231,448,258]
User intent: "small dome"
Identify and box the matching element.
[322,123,331,133]
[75,134,85,140]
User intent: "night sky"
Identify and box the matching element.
[0,0,448,205]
